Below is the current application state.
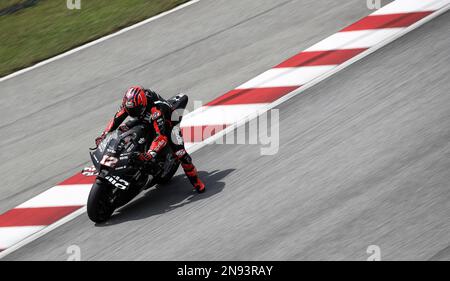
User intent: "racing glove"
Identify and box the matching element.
[95,133,106,146]
[138,151,157,162]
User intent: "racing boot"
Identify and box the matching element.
[182,163,205,193]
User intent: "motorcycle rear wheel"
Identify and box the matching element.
[157,156,180,184]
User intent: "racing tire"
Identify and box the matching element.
[87,179,115,223]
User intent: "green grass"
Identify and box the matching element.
[0,0,28,11]
[0,0,188,77]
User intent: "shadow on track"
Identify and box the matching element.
[96,169,234,226]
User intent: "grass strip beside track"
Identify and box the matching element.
[0,0,188,77]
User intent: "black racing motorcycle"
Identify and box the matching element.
[86,94,188,223]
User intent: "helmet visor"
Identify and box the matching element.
[125,106,145,118]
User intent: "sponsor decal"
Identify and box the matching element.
[81,166,98,176]
[105,175,129,190]
[175,149,186,157]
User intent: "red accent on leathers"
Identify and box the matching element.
[148,107,168,154]
[149,135,168,153]
[138,152,153,161]
[181,163,205,192]
[182,163,197,177]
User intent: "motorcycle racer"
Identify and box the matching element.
[95,86,205,193]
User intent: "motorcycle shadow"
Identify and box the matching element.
[96,169,234,226]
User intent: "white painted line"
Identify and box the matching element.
[17,185,92,208]
[236,66,336,89]
[0,226,46,250]
[0,0,201,83]
[305,28,403,51]
[181,104,268,127]
[372,0,449,15]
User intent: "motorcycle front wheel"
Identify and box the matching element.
[87,178,115,223]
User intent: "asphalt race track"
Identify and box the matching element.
[0,0,449,260]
